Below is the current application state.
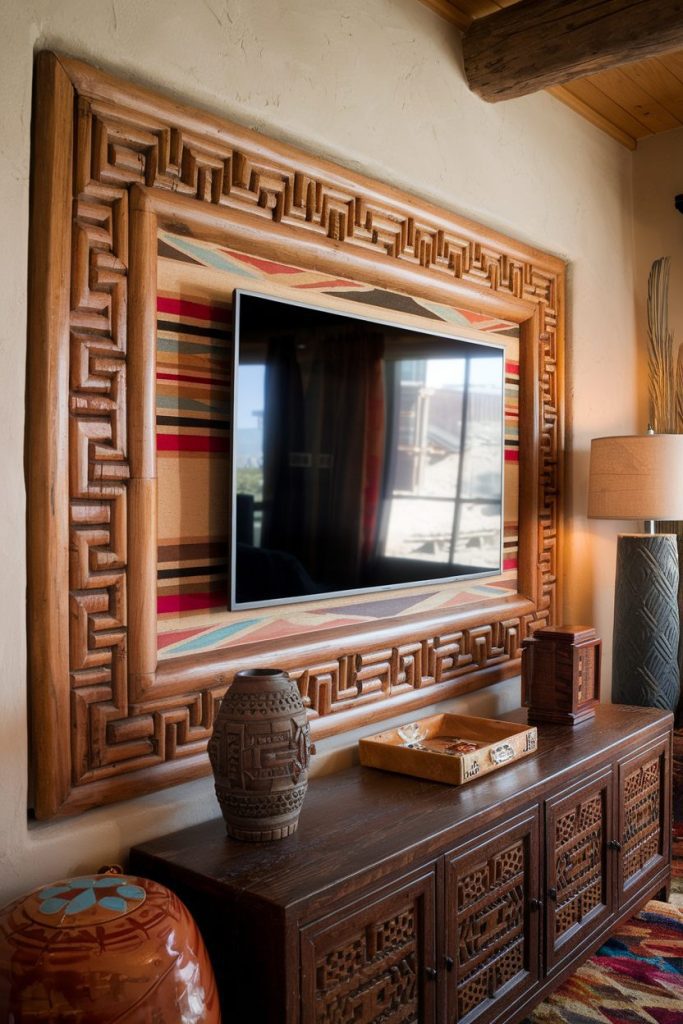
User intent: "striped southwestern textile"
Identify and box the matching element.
[156,231,521,659]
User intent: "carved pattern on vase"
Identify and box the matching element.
[208,669,311,840]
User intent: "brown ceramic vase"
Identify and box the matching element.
[208,667,311,841]
[0,871,221,1022]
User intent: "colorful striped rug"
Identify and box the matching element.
[672,728,683,907]
[525,901,683,1023]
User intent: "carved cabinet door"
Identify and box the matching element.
[544,767,614,974]
[299,866,437,1024]
[617,734,671,907]
[444,808,541,1024]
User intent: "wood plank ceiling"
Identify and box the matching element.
[420,0,683,149]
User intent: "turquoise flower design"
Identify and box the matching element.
[38,876,146,917]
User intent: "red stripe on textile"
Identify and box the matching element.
[157,296,231,322]
[157,434,229,453]
[157,627,207,650]
[504,449,519,462]
[459,310,492,324]
[222,249,301,275]
[458,310,513,330]
[157,371,223,386]
[293,278,359,289]
[505,360,519,374]
[503,557,518,570]
[158,592,226,614]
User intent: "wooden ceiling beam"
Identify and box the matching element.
[418,0,472,30]
[463,0,683,102]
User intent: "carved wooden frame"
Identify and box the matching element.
[27,52,565,818]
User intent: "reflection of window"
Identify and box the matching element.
[231,288,505,607]
[379,355,502,568]
[235,364,265,547]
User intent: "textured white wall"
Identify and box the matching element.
[0,0,638,905]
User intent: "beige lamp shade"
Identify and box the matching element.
[587,433,683,520]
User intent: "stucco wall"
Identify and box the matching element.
[0,0,638,905]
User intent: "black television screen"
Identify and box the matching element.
[230,290,505,609]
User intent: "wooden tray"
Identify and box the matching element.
[358,713,538,785]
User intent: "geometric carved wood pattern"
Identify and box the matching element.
[456,846,525,1019]
[622,756,662,885]
[545,772,612,972]
[553,794,605,938]
[314,905,420,1023]
[27,52,565,817]
[300,871,435,1024]
[617,737,670,906]
[446,813,539,1024]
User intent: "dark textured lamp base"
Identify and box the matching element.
[612,534,680,711]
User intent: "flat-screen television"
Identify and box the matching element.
[230,290,505,609]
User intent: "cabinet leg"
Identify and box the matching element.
[656,880,671,902]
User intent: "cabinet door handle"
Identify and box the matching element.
[529,898,543,912]
[444,956,454,971]
[425,967,438,980]
[548,888,557,901]
[608,839,622,852]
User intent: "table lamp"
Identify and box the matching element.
[587,431,683,711]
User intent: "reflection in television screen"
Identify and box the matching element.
[231,290,505,609]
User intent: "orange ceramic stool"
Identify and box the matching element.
[0,871,221,1022]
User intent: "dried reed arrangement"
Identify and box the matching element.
[647,257,683,722]
[648,257,681,432]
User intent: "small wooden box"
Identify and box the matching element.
[522,624,601,726]
[358,713,537,786]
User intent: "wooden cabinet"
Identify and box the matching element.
[445,809,540,1024]
[300,867,437,1024]
[617,734,671,909]
[130,706,672,1024]
[544,768,614,975]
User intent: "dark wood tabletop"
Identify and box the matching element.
[130,704,672,914]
